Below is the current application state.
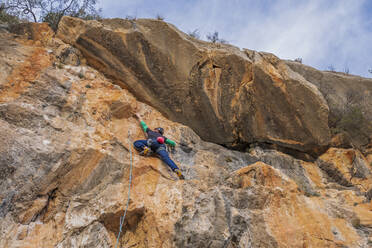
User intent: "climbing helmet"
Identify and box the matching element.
[155,127,164,135]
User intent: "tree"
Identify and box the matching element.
[41,0,101,31]
[368,68,372,74]
[2,0,101,30]
[327,65,336,72]
[2,0,41,22]
[331,89,371,148]
[155,14,164,21]
[206,31,228,44]
[187,29,200,39]
[0,3,20,23]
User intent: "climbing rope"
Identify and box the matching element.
[115,134,134,248]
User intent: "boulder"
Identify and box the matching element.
[9,22,54,46]
[57,16,332,153]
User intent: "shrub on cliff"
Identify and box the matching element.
[337,107,364,131]
[42,7,102,31]
[0,4,20,24]
[1,0,101,31]
[156,14,164,21]
[330,90,372,149]
[187,29,200,39]
[206,31,228,44]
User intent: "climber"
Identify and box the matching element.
[133,113,184,179]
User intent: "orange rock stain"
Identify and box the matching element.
[0,47,52,103]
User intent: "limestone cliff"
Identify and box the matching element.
[0,19,371,248]
[56,17,372,154]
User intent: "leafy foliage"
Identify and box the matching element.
[2,0,43,22]
[2,0,101,30]
[0,3,20,23]
[337,107,365,132]
[330,89,372,148]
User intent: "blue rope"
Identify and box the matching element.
[115,137,133,248]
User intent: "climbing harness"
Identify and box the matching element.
[115,133,134,248]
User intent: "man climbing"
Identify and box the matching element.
[133,113,184,179]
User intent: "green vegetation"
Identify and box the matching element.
[0,4,20,24]
[156,14,164,21]
[206,31,228,44]
[337,107,364,132]
[1,0,101,31]
[329,90,372,148]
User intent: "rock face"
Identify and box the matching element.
[56,17,335,153]
[0,20,372,248]
[286,62,372,149]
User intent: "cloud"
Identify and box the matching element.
[98,0,372,77]
[234,0,371,75]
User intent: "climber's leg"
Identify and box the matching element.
[157,149,184,179]
[133,140,148,151]
[133,140,151,155]
[157,149,178,171]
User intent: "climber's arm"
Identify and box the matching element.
[134,113,149,133]
[165,138,176,147]
[140,120,149,133]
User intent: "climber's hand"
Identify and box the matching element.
[169,144,176,153]
[134,113,141,120]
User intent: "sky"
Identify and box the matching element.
[98,0,372,78]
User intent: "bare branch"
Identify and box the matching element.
[2,0,100,27]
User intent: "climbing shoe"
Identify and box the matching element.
[140,146,151,156]
[174,169,185,180]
